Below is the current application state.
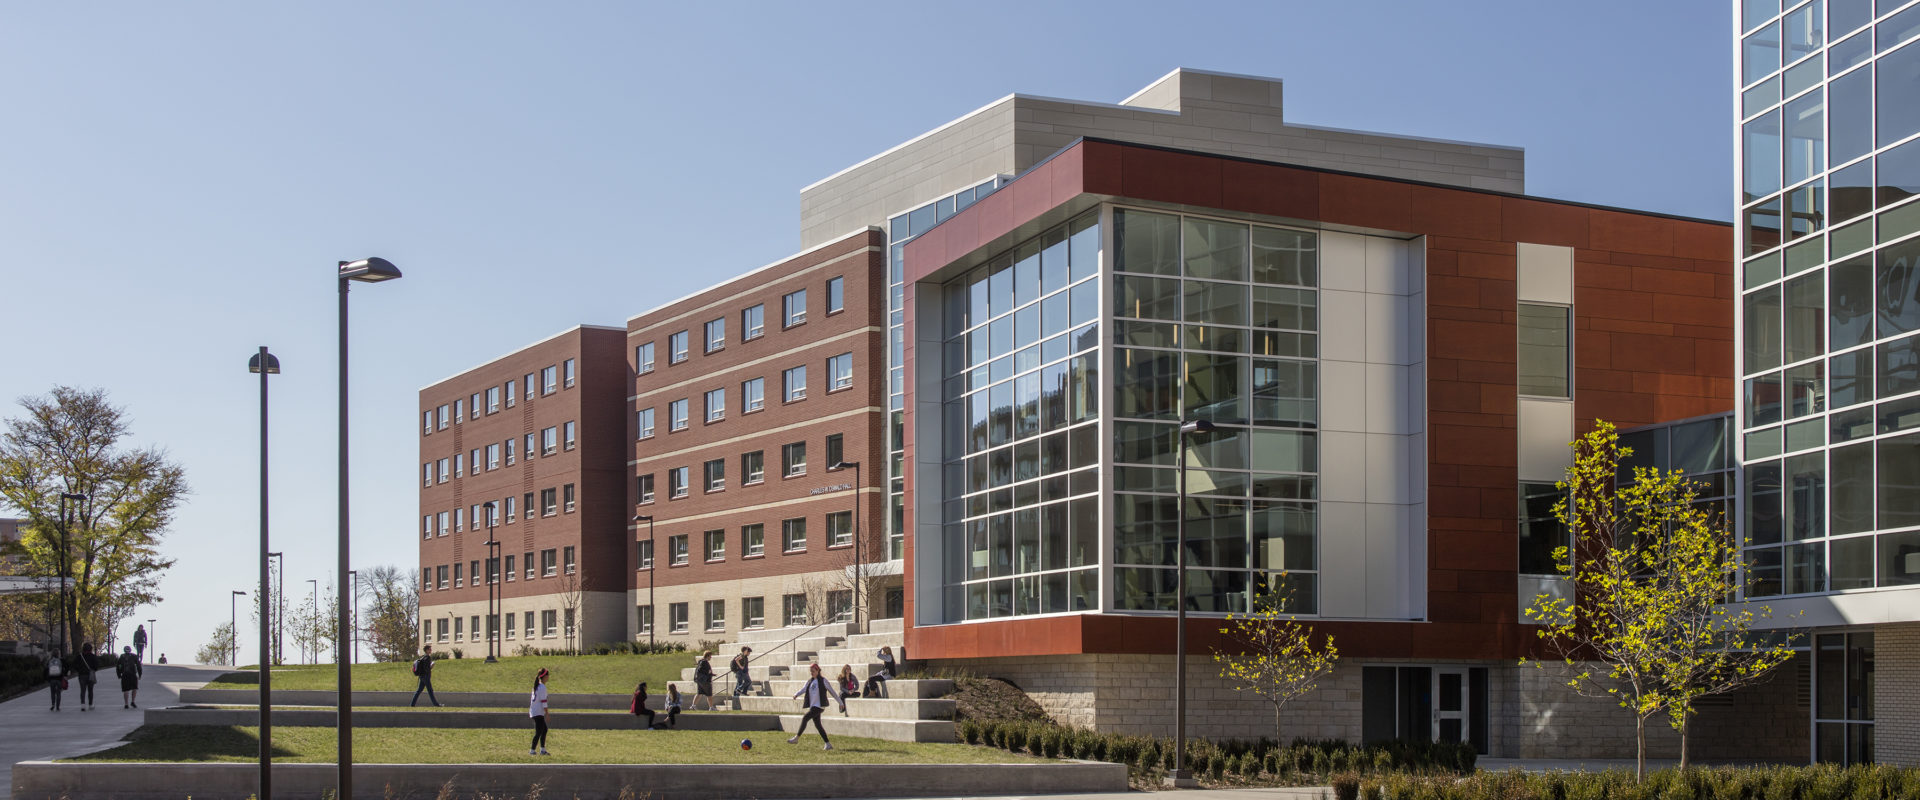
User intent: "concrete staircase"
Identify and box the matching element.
[671,618,956,743]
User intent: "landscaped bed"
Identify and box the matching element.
[65,725,1040,765]
[209,652,700,694]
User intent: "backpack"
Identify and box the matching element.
[411,659,420,676]
[117,659,134,680]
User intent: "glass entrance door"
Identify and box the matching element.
[1433,669,1470,744]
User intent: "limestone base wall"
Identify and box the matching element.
[1877,623,1920,767]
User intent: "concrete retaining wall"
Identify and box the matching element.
[179,689,629,710]
[12,760,1126,800]
[146,707,779,731]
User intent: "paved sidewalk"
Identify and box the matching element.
[784,790,1329,799]
[0,662,225,800]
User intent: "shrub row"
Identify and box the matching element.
[957,719,1475,784]
[1340,764,1920,800]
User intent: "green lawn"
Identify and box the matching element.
[67,726,1039,765]
[210,652,700,694]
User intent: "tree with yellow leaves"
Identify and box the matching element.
[1212,576,1338,741]
[1524,421,1796,780]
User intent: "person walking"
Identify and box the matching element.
[787,663,845,751]
[133,625,148,663]
[862,645,898,698]
[46,651,66,711]
[662,683,683,728]
[730,647,753,699]
[410,645,442,707]
[117,646,143,708]
[692,651,715,711]
[630,681,658,729]
[77,642,100,711]
[529,668,551,755]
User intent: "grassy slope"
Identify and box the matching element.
[67,726,1040,765]
[209,653,695,695]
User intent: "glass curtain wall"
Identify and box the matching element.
[1108,208,1322,614]
[937,210,1103,622]
[890,177,1007,564]
[1740,0,1920,601]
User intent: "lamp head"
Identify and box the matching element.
[233,590,247,596]
[1179,419,1216,435]
[831,461,859,470]
[338,257,402,283]
[60,493,87,501]
[248,352,281,374]
[633,514,653,522]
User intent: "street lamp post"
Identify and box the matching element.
[249,346,280,800]
[230,591,247,666]
[633,514,654,647]
[830,461,862,633]
[56,492,88,657]
[1167,418,1214,788]
[337,255,401,800]
[481,503,499,663]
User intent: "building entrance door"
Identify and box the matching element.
[1433,669,1470,744]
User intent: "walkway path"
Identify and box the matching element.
[0,662,224,800]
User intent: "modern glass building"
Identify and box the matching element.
[1736,0,1920,766]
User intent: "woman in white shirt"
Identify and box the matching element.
[786,662,845,751]
[529,668,551,755]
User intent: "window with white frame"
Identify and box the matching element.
[487,443,500,470]
[563,483,575,513]
[635,343,655,374]
[454,507,464,532]
[542,610,558,637]
[541,365,558,395]
[783,289,806,327]
[827,276,844,314]
[423,411,433,435]
[541,427,558,455]
[436,565,448,590]
[704,318,725,352]
[637,473,655,504]
[742,377,764,412]
[669,466,689,498]
[669,331,689,363]
[783,594,806,626]
[422,514,434,539]
[782,517,806,552]
[637,604,653,634]
[828,352,853,390]
[825,434,844,469]
[504,494,517,523]
[637,407,656,439]
[423,463,433,488]
[541,488,557,516]
[743,523,764,556]
[703,458,725,492]
[669,603,688,633]
[564,609,575,639]
[437,511,449,536]
[454,562,463,588]
[506,379,517,408]
[454,398,464,423]
[438,458,449,483]
[563,358,576,388]
[783,366,806,402]
[743,596,765,628]
[828,510,853,547]
[637,539,654,570]
[470,393,481,418]
[541,548,557,577]
[525,433,536,459]
[505,437,516,466]
[669,399,689,431]
[704,529,725,561]
[523,610,535,638]
[704,388,725,423]
[469,449,480,474]
[563,545,576,574]
[505,554,516,582]
[705,599,726,632]
[742,304,765,340]
[782,441,806,477]
[437,404,449,430]
[524,551,535,580]
[524,373,536,400]
[487,385,501,413]
[742,450,764,484]
[669,534,688,566]
[563,420,576,450]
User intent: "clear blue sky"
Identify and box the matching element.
[0,2,1733,661]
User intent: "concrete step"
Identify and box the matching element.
[867,617,904,634]
[841,631,905,652]
[737,696,949,721]
[151,706,780,731]
[178,688,630,710]
[777,714,955,743]
[679,664,789,682]
[732,622,856,646]
[762,678,953,700]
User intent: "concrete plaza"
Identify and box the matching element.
[0,663,226,800]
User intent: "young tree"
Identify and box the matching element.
[197,621,236,665]
[361,565,419,663]
[556,569,582,654]
[1524,421,1797,779]
[1211,576,1339,740]
[0,387,187,651]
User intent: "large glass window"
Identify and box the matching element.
[1519,483,1569,575]
[1517,304,1571,397]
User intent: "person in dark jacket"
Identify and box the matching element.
[77,642,100,711]
[786,663,845,751]
[862,645,898,698]
[630,681,658,729]
[730,647,753,698]
[411,644,442,707]
[692,651,715,711]
[118,645,143,708]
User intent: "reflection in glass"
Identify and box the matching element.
[1744,110,1782,201]
[1517,304,1570,396]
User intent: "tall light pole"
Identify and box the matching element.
[249,346,280,800]
[338,255,401,799]
[830,461,862,633]
[230,591,247,666]
[481,503,499,663]
[1168,418,1214,788]
[56,492,88,657]
[633,514,654,648]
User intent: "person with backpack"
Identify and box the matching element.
[730,647,753,698]
[118,645,143,708]
[410,644,441,707]
[133,625,148,663]
[46,651,66,712]
[786,662,845,751]
[76,642,100,711]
